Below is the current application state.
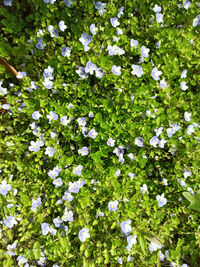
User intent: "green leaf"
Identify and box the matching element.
[182,192,200,212]
[138,234,147,255]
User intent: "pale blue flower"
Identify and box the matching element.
[90,24,98,35]
[16,71,27,79]
[162,178,168,186]
[73,165,83,176]
[128,173,135,179]
[43,78,53,89]
[149,241,162,251]
[83,45,90,52]
[88,111,94,117]
[156,193,167,207]
[0,85,7,95]
[184,111,191,122]
[7,242,17,256]
[183,0,191,10]
[59,20,67,31]
[45,147,55,157]
[115,169,121,177]
[135,137,144,147]
[126,235,137,251]
[3,216,17,228]
[81,126,89,137]
[43,66,54,79]
[179,179,186,187]
[181,69,187,79]
[131,64,144,77]
[53,178,63,188]
[187,187,194,195]
[88,129,98,139]
[150,136,160,147]
[117,28,123,35]
[106,138,115,147]
[4,0,12,6]
[64,0,73,7]
[156,41,161,48]
[17,255,28,265]
[95,2,106,15]
[107,45,125,56]
[128,153,135,160]
[48,168,59,179]
[78,146,89,156]
[61,47,71,57]
[141,46,150,58]
[44,0,56,3]
[110,17,120,28]
[76,67,88,79]
[140,184,148,194]
[62,209,74,222]
[160,79,167,88]
[77,179,86,188]
[50,132,57,138]
[120,220,132,235]
[156,13,164,23]
[79,33,92,46]
[38,253,46,267]
[77,117,87,126]
[183,170,192,178]
[108,200,119,212]
[117,257,123,265]
[159,138,167,148]
[180,81,188,91]
[60,116,71,125]
[53,217,63,228]
[151,67,162,80]
[47,111,58,121]
[113,146,124,156]
[159,251,165,261]
[96,212,104,218]
[78,228,90,242]
[36,38,46,50]
[32,111,42,120]
[85,61,97,75]
[0,180,11,196]
[130,39,138,48]
[41,223,51,235]
[153,4,161,13]
[166,122,181,137]
[28,141,41,152]
[118,154,124,163]
[62,191,74,201]
[31,197,42,211]
[154,127,163,137]
[112,65,121,75]
[187,123,198,135]
[117,6,124,18]
[47,25,59,38]
[95,68,105,78]
[193,15,200,27]
[127,255,133,262]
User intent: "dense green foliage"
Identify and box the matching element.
[0,0,200,266]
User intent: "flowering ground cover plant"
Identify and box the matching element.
[0,0,200,266]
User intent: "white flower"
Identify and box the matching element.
[156,193,167,207]
[140,184,148,194]
[78,146,89,156]
[106,138,115,147]
[110,17,120,28]
[184,111,191,122]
